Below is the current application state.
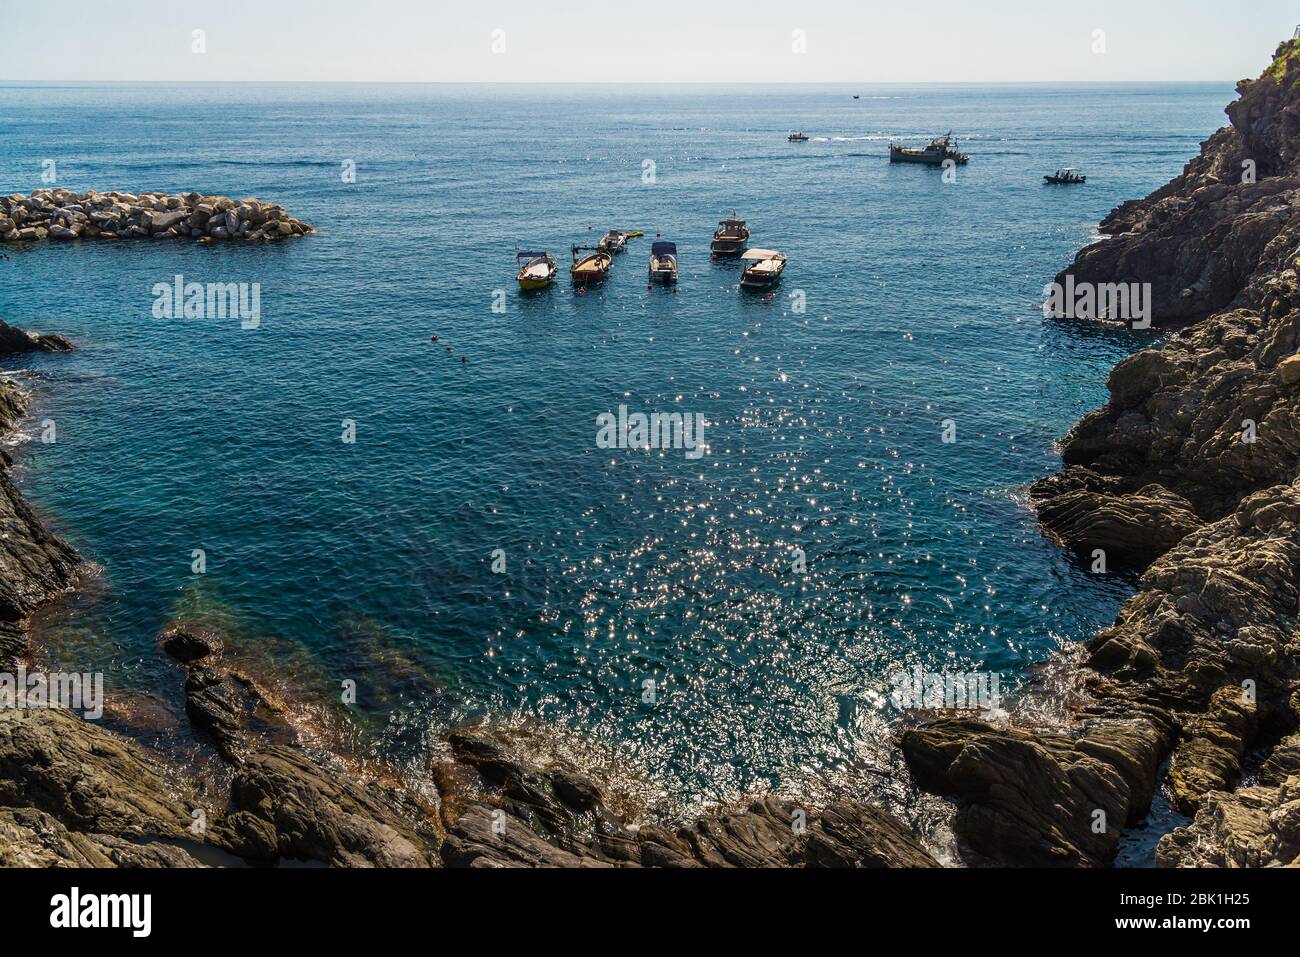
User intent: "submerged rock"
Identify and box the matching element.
[160,621,294,764]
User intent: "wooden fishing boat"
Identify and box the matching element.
[516,250,557,290]
[648,241,678,284]
[1044,168,1086,184]
[739,248,787,289]
[711,212,750,255]
[571,244,612,285]
[889,131,969,166]
[599,230,628,254]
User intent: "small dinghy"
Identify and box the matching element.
[516,250,557,290]
[648,241,678,284]
[1044,167,1086,184]
[599,230,628,254]
[739,248,787,289]
[571,244,612,285]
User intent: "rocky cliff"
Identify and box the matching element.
[900,43,1300,867]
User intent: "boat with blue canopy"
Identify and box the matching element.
[649,241,678,284]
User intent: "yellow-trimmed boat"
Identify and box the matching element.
[516,250,558,290]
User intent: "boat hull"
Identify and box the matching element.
[890,151,968,166]
[740,266,785,289]
[518,275,553,290]
[711,240,747,255]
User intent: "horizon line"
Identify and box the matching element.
[0,78,1239,86]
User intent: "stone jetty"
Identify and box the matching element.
[0,188,313,244]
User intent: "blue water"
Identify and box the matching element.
[0,81,1230,816]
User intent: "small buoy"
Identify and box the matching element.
[431,335,438,342]
[647,283,653,290]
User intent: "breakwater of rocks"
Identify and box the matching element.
[1,188,313,243]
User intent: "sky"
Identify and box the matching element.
[2,0,1293,83]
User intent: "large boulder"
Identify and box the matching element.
[216,746,440,867]
[0,320,73,355]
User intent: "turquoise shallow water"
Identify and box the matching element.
[1,81,1229,814]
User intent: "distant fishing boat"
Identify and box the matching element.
[711,212,750,255]
[515,250,557,290]
[1044,167,1087,184]
[599,230,628,254]
[889,131,970,166]
[788,132,810,142]
[571,244,611,285]
[648,241,678,284]
[739,248,787,289]
[853,95,860,99]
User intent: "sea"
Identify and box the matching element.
[0,81,1230,839]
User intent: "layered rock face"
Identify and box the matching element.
[899,43,1300,867]
[1,188,313,243]
[1057,41,1300,327]
[0,368,80,672]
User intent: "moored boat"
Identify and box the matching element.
[1044,167,1086,184]
[648,241,678,284]
[889,131,969,166]
[739,248,787,289]
[515,250,557,290]
[599,230,628,254]
[571,244,612,285]
[711,212,750,255]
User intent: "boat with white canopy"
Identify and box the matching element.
[739,248,787,289]
[516,250,558,290]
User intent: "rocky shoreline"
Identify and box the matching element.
[6,45,1300,868]
[1,189,313,243]
[897,42,1300,867]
